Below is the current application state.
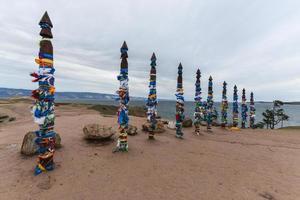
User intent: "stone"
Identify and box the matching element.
[156,121,166,133]
[161,120,169,125]
[142,121,166,133]
[167,121,176,130]
[183,117,193,127]
[127,125,138,136]
[21,132,37,155]
[83,124,115,140]
[21,131,62,156]
[55,133,62,148]
[212,121,221,127]
[0,114,9,123]
[0,114,9,120]
[9,117,16,122]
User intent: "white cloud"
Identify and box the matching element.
[0,0,299,101]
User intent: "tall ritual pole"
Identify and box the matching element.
[221,81,228,127]
[232,85,239,129]
[146,53,158,140]
[175,63,185,138]
[31,11,56,175]
[206,76,213,131]
[249,92,256,128]
[194,69,203,135]
[114,41,130,152]
[241,88,248,128]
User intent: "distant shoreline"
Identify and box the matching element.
[1,87,300,104]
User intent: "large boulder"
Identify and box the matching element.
[142,121,166,133]
[83,124,115,140]
[183,117,193,127]
[127,125,138,136]
[21,131,62,156]
[167,121,176,130]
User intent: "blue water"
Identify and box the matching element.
[57,99,300,128]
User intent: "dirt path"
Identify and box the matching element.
[0,102,300,200]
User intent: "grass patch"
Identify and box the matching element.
[89,104,146,117]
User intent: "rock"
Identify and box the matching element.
[200,121,207,126]
[142,122,150,132]
[21,131,62,156]
[55,133,62,148]
[0,115,9,120]
[212,121,221,127]
[156,121,166,133]
[167,121,176,130]
[83,124,115,140]
[142,121,166,133]
[9,117,16,122]
[0,114,9,123]
[183,117,193,127]
[161,120,169,125]
[127,125,138,136]
[21,132,37,155]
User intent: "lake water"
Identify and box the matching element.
[57,99,300,128]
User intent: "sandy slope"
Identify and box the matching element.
[0,100,300,200]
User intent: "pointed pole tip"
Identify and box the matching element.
[39,11,53,27]
[121,41,128,49]
[151,52,156,60]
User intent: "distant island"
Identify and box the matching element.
[255,101,300,105]
[1,88,300,105]
[282,102,300,105]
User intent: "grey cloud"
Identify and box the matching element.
[0,0,299,101]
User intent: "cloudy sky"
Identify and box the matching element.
[0,0,299,101]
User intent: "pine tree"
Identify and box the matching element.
[175,63,185,138]
[31,11,56,175]
[146,53,157,139]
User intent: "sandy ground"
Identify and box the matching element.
[0,100,300,200]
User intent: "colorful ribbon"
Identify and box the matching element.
[232,85,239,127]
[249,92,255,128]
[221,81,228,127]
[175,63,185,138]
[32,11,56,175]
[146,53,157,139]
[194,69,205,135]
[241,88,248,128]
[206,76,213,130]
[114,41,129,152]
